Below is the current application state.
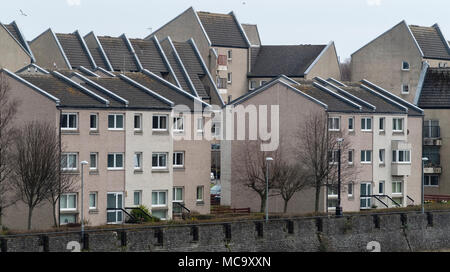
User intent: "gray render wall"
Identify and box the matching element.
[1,211,449,252]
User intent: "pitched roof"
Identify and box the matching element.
[2,21,34,60]
[84,33,111,71]
[242,24,261,46]
[173,41,210,98]
[197,11,248,48]
[409,25,450,60]
[56,33,95,69]
[19,74,107,108]
[418,67,450,108]
[129,38,169,76]
[97,36,139,72]
[249,45,326,77]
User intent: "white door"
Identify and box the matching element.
[107,193,123,224]
[360,183,372,209]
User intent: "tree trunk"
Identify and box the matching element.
[260,192,266,213]
[52,201,57,227]
[27,206,33,230]
[0,206,2,229]
[283,199,289,214]
[315,184,321,213]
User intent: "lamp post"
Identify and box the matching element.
[422,157,428,214]
[80,161,88,240]
[335,138,344,217]
[265,157,273,223]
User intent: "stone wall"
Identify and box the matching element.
[1,210,450,252]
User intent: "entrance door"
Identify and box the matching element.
[107,193,123,224]
[360,183,372,209]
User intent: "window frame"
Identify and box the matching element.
[249,80,257,90]
[379,117,385,132]
[133,190,142,206]
[134,152,143,170]
[173,116,184,133]
[61,153,78,171]
[60,193,77,211]
[152,115,168,131]
[107,153,124,170]
[328,117,340,131]
[402,61,410,71]
[152,191,168,207]
[196,186,204,202]
[134,113,142,131]
[227,72,232,84]
[392,181,403,195]
[348,149,354,165]
[361,117,372,132]
[90,152,98,170]
[173,151,185,168]
[90,113,98,131]
[89,192,97,210]
[361,150,372,164]
[393,118,404,132]
[401,84,410,94]
[61,113,78,131]
[379,149,385,164]
[348,117,354,131]
[173,187,184,203]
[152,153,168,169]
[108,113,124,130]
[392,150,411,164]
[424,175,439,187]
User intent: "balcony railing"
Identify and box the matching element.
[424,126,440,138]
[217,77,227,89]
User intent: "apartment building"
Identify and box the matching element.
[351,21,450,103]
[221,76,423,214]
[0,21,34,70]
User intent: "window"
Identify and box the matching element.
[227,72,232,84]
[173,117,184,132]
[134,152,142,170]
[328,117,340,131]
[107,193,123,224]
[348,117,354,131]
[173,187,184,202]
[152,153,167,169]
[379,117,385,132]
[134,114,142,131]
[249,80,257,90]
[108,114,124,130]
[60,214,76,225]
[227,50,232,60]
[328,185,338,197]
[401,84,409,94]
[107,153,124,169]
[89,192,97,210]
[328,150,339,164]
[379,181,385,195]
[379,149,385,164]
[152,115,168,131]
[392,150,411,163]
[152,191,167,207]
[348,183,353,197]
[328,198,338,209]
[90,153,98,170]
[361,117,372,131]
[60,193,77,211]
[260,80,268,86]
[173,152,184,168]
[424,120,440,138]
[196,186,204,202]
[197,118,204,133]
[134,191,142,206]
[392,181,403,195]
[439,62,448,68]
[90,113,98,131]
[152,210,167,220]
[348,150,354,164]
[61,153,77,171]
[393,118,404,132]
[61,113,77,130]
[424,175,439,186]
[212,122,221,137]
[361,150,372,163]
[402,61,410,71]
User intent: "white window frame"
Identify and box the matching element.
[402,61,410,71]
[378,181,385,195]
[108,114,124,130]
[361,117,372,132]
[173,187,184,203]
[134,152,143,170]
[173,116,184,132]
[424,175,439,187]
[348,117,354,131]
[361,150,372,164]
[197,117,204,133]
[249,80,257,90]
[196,186,204,202]
[379,149,385,164]
[133,190,142,206]
[401,84,410,94]
[89,192,97,210]
[392,181,403,195]
[61,113,78,130]
[152,153,168,169]
[348,182,354,197]
[134,113,142,131]
[107,153,124,170]
[60,193,77,211]
[152,191,167,207]
[328,117,340,131]
[90,113,98,131]
[227,49,232,61]
[61,153,78,171]
[260,80,268,86]
[328,150,339,165]
[348,149,354,165]
[227,72,232,84]
[212,121,221,137]
[173,151,184,168]
[152,115,168,131]
[392,150,411,164]
[393,118,404,132]
[90,152,98,170]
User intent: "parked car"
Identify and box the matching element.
[210,184,221,205]
[210,172,215,181]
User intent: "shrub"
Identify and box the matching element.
[131,205,160,223]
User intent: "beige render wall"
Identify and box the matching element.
[227,83,327,214]
[1,73,59,230]
[0,27,31,71]
[406,116,423,204]
[423,109,450,196]
[425,59,450,68]
[124,110,173,220]
[173,113,211,214]
[350,22,423,104]
[30,30,69,70]
[62,110,126,227]
[305,43,341,81]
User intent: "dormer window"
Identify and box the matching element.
[402,61,410,71]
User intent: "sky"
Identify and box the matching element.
[1,0,449,60]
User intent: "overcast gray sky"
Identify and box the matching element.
[1,0,449,60]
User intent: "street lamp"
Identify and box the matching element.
[80,161,88,241]
[335,138,344,217]
[265,157,273,223]
[422,157,428,214]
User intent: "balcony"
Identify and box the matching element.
[424,125,441,146]
[216,77,227,93]
[391,163,411,176]
[423,152,442,174]
[217,55,228,71]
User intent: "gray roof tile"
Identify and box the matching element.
[410,25,450,60]
[56,33,94,69]
[418,67,450,108]
[97,36,139,72]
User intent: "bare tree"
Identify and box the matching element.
[0,74,19,227]
[275,163,312,213]
[10,121,61,230]
[296,112,355,212]
[340,58,352,82]
[236,140,284,213]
